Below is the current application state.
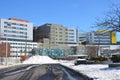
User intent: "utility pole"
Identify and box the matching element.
[5,38,8,66]
[0,27,1,65]
[5,23,11,66]
[95,31,101,57]
[25,32,27,56]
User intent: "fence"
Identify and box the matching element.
[0,57,21,65]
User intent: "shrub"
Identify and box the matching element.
[111,55,120,62]
[90,56,108,61]
[20,56,30,62]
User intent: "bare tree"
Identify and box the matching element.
[95,4,120,32]
[85,46,97,58]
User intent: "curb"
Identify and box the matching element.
[60,64,93,80]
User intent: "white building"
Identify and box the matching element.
[0,18,33,41]
[88,31,112,45]
[67,28,78,44]
[0,18,37,56]
[2,41,37,56]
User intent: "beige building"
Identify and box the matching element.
[34,23,67,47]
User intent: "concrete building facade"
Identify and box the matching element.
[0,18,33,42]
[34,23,67,45]
[88,31,112,45]
[0,18,37,56]
[67,28,78,44]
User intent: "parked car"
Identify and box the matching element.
[74,58,94,65]
[74,59,87,65]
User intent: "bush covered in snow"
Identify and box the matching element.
[90,56,108,62]
[111,55,120,62]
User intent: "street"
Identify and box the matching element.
[0,64,90,80]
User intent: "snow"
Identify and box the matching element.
[0,65,7,69]
[60,60,120,80]
[1,56,120,80]
[0,63,21,69]
[23,55,59,64]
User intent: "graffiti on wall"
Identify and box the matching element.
[32,48,76,58]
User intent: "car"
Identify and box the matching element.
[74,59,87,65]
[74,58,95,65]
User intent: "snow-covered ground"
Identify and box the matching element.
[1,55,120,80]
[0,63,21,70]
[23,55,59,64]
[0,55,58,69]
[0,65,8,69]
[60,60,120,80]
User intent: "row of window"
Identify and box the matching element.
[4,26,27,31]
[50,28,65,31]
[68,33,74,35]
[2,38,33,42]
[94,37,110,39]
[50,38,64,41]
[68,36,74,38]
[4,34,27,38]
[11,43,26,45]
[4,30,27,35]
[68,29,75,32]
[94,40,110,43]
[68,39,75,41]
[11,46,33,49]
[4,21,27,27]
[11,43,34,46]
[94,34,110,36]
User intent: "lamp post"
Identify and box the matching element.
[25,32,27,56]
[5,23,10,66]
[97,33,101,56]
[5,38,8,66]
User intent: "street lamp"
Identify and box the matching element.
[25,32,27,56]
[5,23,11,66]
[5,38,8,66]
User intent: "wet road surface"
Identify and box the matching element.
[0,64,90,80]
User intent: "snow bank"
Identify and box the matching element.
[0,65,7,69]
[0,63,22,69]
[22,55,59,64]
[60,60,120,80]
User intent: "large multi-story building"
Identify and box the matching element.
[0,18,37,56]
[34,23,67,45]
[0,18,33,42]
[34,23,79,48]
[88,30,116,45]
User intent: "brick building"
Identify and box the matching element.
[0,43,10,57]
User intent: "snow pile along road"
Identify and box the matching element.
[23,55,59,64]
[60,60,120,80]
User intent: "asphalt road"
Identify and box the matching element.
[0,64,90,80]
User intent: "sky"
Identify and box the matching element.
[0,0,120,33]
